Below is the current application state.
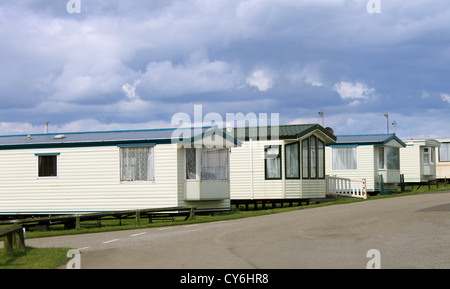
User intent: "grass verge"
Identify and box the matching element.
[0,247,72,269]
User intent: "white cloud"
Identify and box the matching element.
[246,70,274,92]
[441,93,450,104]
[333,81,375,105]
[288,64,325,87]
[139,53,243,97]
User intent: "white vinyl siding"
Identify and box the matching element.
[400,140,439,182]
[0,144,228,214]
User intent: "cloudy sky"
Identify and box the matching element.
[1,0,450,139]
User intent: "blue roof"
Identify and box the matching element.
[0,126,239,150]
[328,134,406,147]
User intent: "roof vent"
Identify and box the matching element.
[54,135,66,139]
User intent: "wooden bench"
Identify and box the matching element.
[0,224,25,254]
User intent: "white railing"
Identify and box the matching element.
[326,175,367,199]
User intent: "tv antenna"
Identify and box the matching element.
[318,109,324,127]
[377,113,389,134]
[306,109,325,126]
[391,120,397,134]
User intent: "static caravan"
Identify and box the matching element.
[228,124,337,205]
[435,139,450,180]
[325,134,406,193]
[400,139,440,183]
[0,126,238,217]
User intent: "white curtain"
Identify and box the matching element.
[440,143,450,161]
[302,139,309,178]
[285,143,299,178]
[378,147,385,169]
[310,137,317,178]
[318,140,325,178]
[120,146,154,181]
[265,146,281,179]
[201,148,229,180]
[185,148,197,179]
[332,147,357,170]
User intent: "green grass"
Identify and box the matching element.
[0,247,72,269]
[1,184,448,269]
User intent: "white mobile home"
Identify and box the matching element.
[325,134,406,193]
[0,126,238,216]
[435,138,450,180]
[229,124,337,204]
[400,139,440,183]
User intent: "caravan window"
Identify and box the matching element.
[317,139,325,178]
[37,154,58,177]
[265,145,281,179]
[332,147,357,171]
[302,139,309,179]
[120,146,155,181]
[310,137,317,178]
[185,148,197,180]
[423,147,435,164]
[201,148,229,181]
[378,146,400,170]
[302,136,326,179]
[285,142,300,179]
[387,147,400,170]
[378,147,385,170]
[440,143,450,162]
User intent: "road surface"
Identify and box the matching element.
[25,191,450,269]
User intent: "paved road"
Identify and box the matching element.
[26,191,450,269]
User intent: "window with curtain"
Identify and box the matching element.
[378,147,385,170]
[265,145,281,179]
[120,146,154,181]
[423,147,430,164]
[302,139,309,179]
[310,136,317,178]
[440,143,450,162]
[185,148,197,180]
[201,148,229,180]
[317,139,325,179]
[332,147,357,170]
[285,142,299,179]
[387,147,400,170]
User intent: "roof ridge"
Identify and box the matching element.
[0,125,214,138]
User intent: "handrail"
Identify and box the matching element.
[326,175,367,199]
